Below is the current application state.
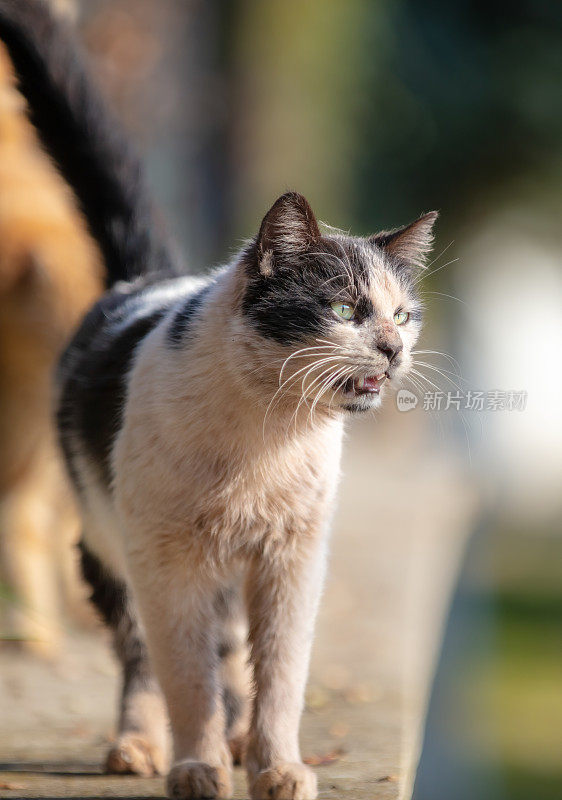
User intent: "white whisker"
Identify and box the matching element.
[424,240,454,271]
[423,290,467,307]
[412,349,461,373]
[263,354,342,438]
[411,360,466,390]
[278,345,340,385]
[414,257,459,285]
[308,364,354,428]
[410,368,441,393]
[292,361,346,428]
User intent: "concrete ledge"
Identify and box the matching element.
[0,416,475,798]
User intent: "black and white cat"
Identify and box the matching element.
[0,3,437,799]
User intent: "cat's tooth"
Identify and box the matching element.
[376,373,386,381]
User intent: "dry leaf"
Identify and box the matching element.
[329,721,349,738]
[305,685,330,710]
[303,748,345,766]
[344,683,375,704]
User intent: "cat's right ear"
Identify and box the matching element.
[368,211,439,270]
[256,192,320,276]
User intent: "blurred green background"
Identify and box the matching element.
[75,1,562,797]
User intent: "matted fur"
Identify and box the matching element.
[0,4,438,799]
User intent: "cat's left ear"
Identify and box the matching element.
[369,211,439,269]
[256,191,321,275]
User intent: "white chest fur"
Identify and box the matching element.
[112,324,344,566]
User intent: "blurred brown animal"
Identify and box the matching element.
[0,42,102,656]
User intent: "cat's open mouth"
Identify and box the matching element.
[341,373,387,396]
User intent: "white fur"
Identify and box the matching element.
[71,212,431,800]
[108,275,207,335]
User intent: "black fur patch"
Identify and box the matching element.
[223,685,243,732]
[218,640,233,660]
[79,540,127,629]
[58,283,172,490]
[166,284,212,348]
[79,541,153,690]
[242,238,371,345]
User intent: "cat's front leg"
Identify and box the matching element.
[245,534,327,800]
[126,548,233,800]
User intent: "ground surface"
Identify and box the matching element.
[0,414,475,799]
[0,632,400,800]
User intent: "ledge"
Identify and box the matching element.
[0,415,475,799]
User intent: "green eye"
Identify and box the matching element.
[394,310,409,325]
[331,302,355,321]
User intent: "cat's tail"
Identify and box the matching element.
[0,0,178,288]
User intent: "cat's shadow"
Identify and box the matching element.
[0,760,162,799]
[0,760,103,776]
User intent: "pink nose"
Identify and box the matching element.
[377,338,403,363]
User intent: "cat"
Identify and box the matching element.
[0,3,437,799]
[0,27,102,655]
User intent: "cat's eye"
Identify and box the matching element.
[394,310,409,326]
[331,302,355,321]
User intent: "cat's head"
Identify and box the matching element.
[241,192,437,415]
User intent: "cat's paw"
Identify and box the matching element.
[167,759,232,799]
[250,762,317,800]
[106,733,166,777]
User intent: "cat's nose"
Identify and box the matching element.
[377,338,403,363]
